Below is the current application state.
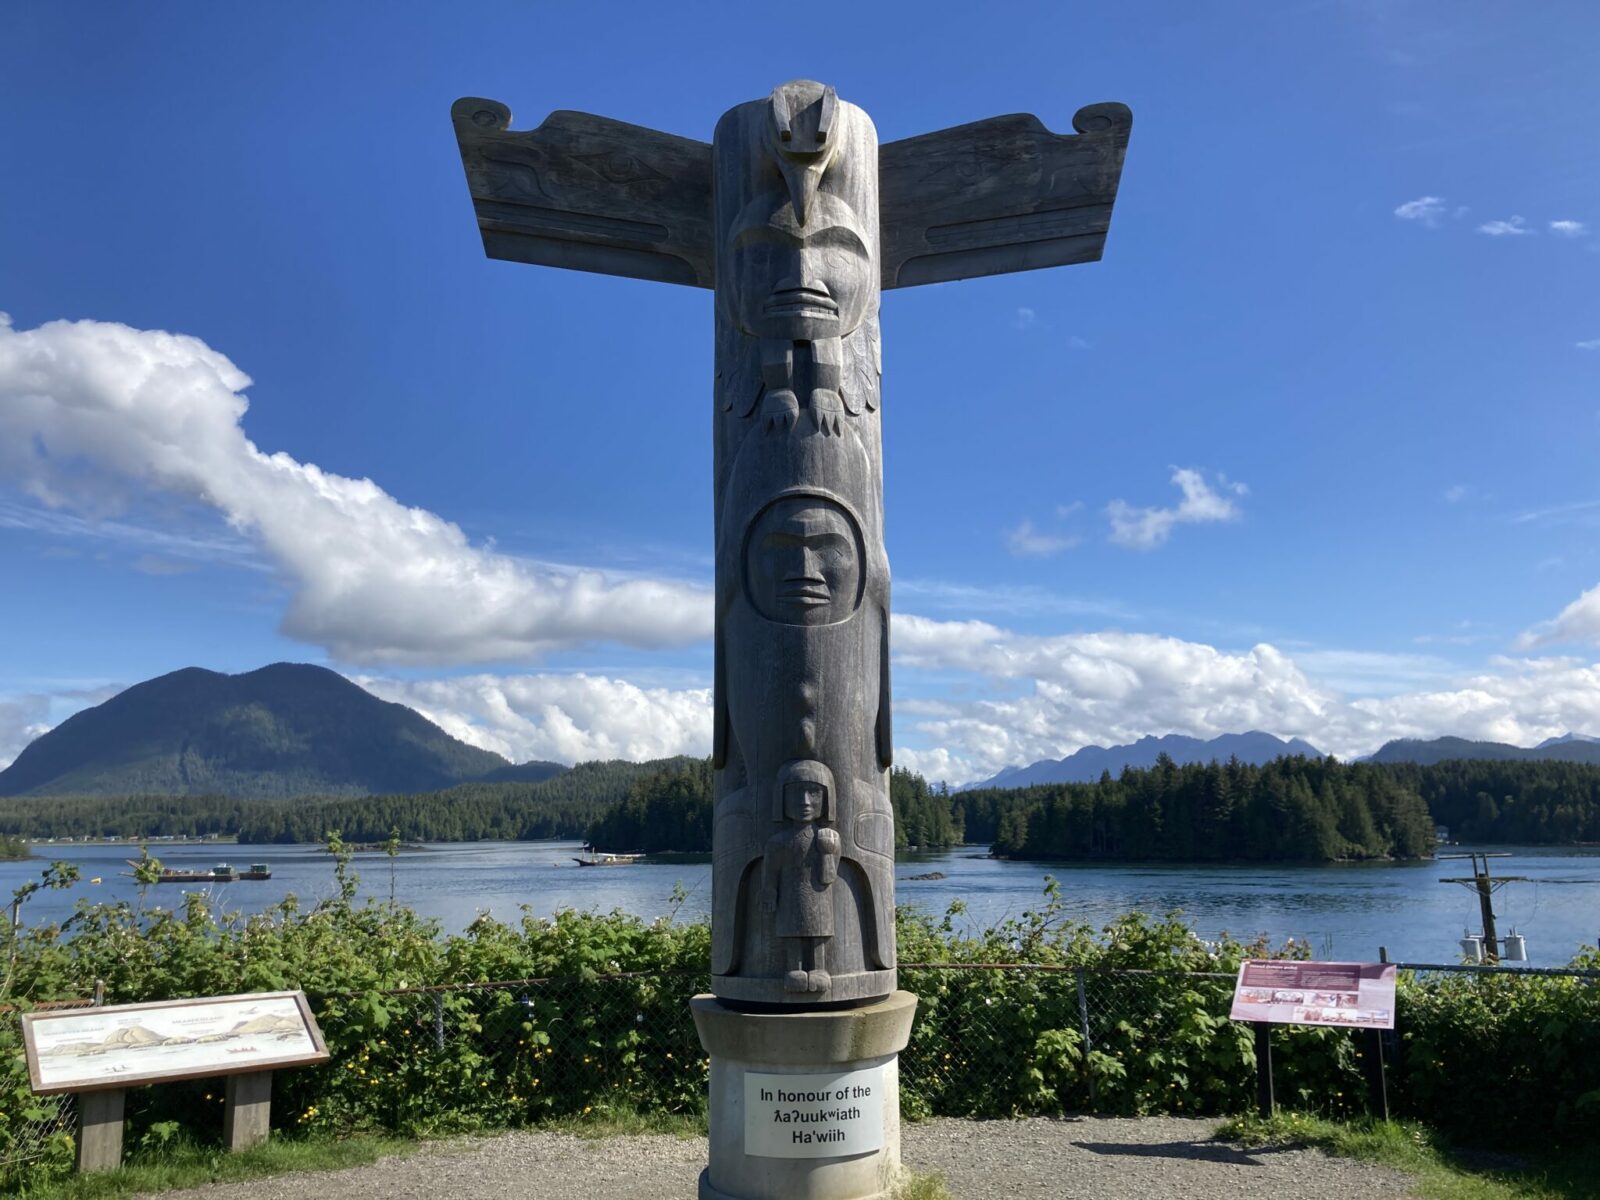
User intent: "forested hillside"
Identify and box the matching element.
[0,664,519,799]
[0,759,698,843]
[975,755,1436,862]
[1379,759,1600,843]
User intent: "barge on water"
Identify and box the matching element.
[140,862,272,883]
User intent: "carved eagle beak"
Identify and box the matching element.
[769,84,840,226]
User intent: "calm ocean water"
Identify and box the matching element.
[5,840,1597,967]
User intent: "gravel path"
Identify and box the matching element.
[138,1117,1416,1200]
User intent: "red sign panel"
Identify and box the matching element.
[1229,960,1396,1030]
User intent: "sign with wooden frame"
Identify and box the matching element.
[21,990,328,1095]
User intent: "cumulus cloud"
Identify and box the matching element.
[1477,216,1533,237]
[1004,519,1080,559]
[0,316,712,665]
[888,615,1600,782]
[1394,196,1446,226]
[1516,582,1600,650]
[352,672,712,765]
[1550,220,1588,237]
[1105,468,1246,550]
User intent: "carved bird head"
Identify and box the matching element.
[768,80,841,225]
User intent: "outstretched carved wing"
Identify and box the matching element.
[451,98,715,288]
[878,102,1132,290]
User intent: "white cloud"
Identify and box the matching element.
[1004,519,1080,559]
[1550,220,1588,238]
[1577,339,1600,351]
[1013,307,1036,330]
[1477,216,1533,237]
[1442,484,1471,503]
[888,614,1600,782]
[0,316,713,666]
[0,695,52,772]
[1394,196,1446,226]
[352,672,712,765]
[1517,582,1600,650]
[1106,468,1246,550]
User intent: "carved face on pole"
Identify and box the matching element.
[717,80,880,344]
[725,192,874,342]
[743,496,864,627]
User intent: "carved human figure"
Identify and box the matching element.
[760,760,842,993]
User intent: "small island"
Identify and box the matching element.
[1,833,30,861]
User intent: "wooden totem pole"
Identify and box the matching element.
[452,79,1130,1200]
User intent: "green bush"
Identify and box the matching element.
[3,856,1597,1194]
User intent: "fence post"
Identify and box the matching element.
[432,992,446,1051]
[1075,969,1096,1107]
[1358,1027,1389,1120]
[1253,1022,1274,1118]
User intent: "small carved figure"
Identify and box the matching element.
[761,760,841,993]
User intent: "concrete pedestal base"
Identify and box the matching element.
[692,991,917,1200]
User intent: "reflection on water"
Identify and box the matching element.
[4,841,1596,967]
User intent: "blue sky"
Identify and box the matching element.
[2,2,1598,782]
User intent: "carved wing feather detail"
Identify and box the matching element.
[878,102,1132,290]
[452,98,715,288]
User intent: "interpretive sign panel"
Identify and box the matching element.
[1230,960,1396,1030]
[22,990,328,1095]
[744,1066,884,1158]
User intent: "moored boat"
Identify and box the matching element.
[155,863,240,883]
[573,851,645,867]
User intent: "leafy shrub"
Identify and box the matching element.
[3,857,1597,1194]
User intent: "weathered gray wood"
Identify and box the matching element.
[879,102,1132,289]
[709,82,895,1008]
[448,79,1130,1013]
[74,1087,124,1172]
[451,98,715,287]
[223,1070,272,1151]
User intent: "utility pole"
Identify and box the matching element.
[1439,851,1526,962]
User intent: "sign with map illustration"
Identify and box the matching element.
[1229,960,1397,1030]
[21,990,328,1094]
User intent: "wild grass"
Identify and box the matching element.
[1217,1112,1600,1200]
[10,1133,413,1199]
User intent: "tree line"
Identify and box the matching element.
[582,763,969,853]
[975,755,1435,862]
[1379,758,1600,843]
[7,755,1600,861]
[0,759,698,844]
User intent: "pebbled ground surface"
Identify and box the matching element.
[135,1116,1417,1200]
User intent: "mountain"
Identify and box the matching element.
[0,663,542,800]
[970,731,1325,790]
[1535,732,1600,750]
[1366,735,1600,767]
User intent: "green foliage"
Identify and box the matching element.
[890,769,962,850]
[0,833,29,860]
[0,758,699,844]
[2,861,1597,1193]
[978,754,1436,862]
[1380,759,1600,844]
[585,759,713,852]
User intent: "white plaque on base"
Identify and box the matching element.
[744,1066,884,1159]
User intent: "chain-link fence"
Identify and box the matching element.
[0,998,94,1179]
[6,960,1597,1185]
